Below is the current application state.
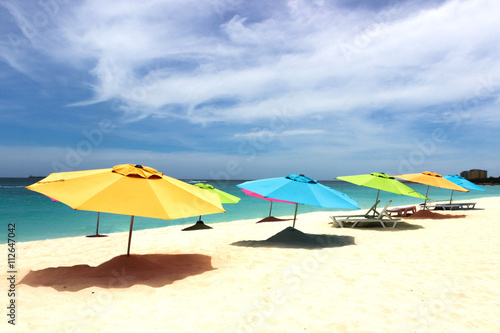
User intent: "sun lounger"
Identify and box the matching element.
[329,200,381,221]
[330,201,401,229]
[420,202,476,210]
[434,203,476,210]
[387,205,417,217]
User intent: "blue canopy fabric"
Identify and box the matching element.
[237,174,359,228]
[443,175,485,192]
[237,174,359,209]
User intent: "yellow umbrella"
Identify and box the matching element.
[392,171,468,207]
[26,164,225,256]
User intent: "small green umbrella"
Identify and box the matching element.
[193,183,241,204]
[182,183,241,230]
[336,172,427,216]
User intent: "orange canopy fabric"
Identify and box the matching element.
[392,171,468,192]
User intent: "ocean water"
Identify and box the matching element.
[1,177,499,243]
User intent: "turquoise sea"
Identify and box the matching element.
[1,177,499,243]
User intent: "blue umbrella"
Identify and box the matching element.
[237,174,359,228]
[443,175,485,203]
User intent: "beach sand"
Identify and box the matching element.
[3,196,500,332]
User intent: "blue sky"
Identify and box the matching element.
[1,0,499,180]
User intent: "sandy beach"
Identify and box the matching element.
[3,196,500,332]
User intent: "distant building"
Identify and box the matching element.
[460,169,487,180]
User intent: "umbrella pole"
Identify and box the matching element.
[127,216,135,257]
[95,212,100,235]
[449,190,455,204]
[373,190,381,216]
[269,202,273,217]
[424,186,430,208]
[86,212,107,237]
[292,203,298,228]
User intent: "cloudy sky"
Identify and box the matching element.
[1,0,499,180]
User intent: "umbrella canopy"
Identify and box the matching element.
[237,174,359,227]
[336,172,427,215]
[240,189,295,223]
[182,183,241,231]
[194,183,241,204]
[443,175,485,203]
[26,164,225,255]
[443,175,485,192]
[393,171,468,192]
[393,171,468,206]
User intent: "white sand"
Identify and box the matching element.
[2,197,500,332]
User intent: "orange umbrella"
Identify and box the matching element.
[392,171,468,207]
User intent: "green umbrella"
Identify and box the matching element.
[182,183,241,230]
[193,183,241,204]
[336,172,427,216]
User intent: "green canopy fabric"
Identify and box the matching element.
[337,173,427,199]
[194,183,241,203]
[336,172,427,215]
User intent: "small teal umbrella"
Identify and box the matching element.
[237,174,359,228]
[443,175,485,203]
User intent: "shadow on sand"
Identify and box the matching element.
[231,227,355,249]
[19,254,214,292]
[256,216,292,223]
[404,210,467,219]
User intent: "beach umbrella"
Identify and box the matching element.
[194,183,241,204]
[240,189,296,223]
[443,175,485,203]
[393,171,468,207]
[182,183,241,230]
[26,164,225,256]
[336,172,427,216]
[237,174,359,228]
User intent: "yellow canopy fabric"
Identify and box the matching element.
[27,164,225,256]
[27,164,225,220]
[392,171,468,192]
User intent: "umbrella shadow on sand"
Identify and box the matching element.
[231,227,355,249]
[19,254,215,292]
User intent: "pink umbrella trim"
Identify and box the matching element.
[45,195,59,202]
[241,189,296,204]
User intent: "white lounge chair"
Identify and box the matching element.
[421,202,476,210]
[328,200,381,222]
[330,201,401,229]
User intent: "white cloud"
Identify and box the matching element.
[3,0,499,125]
[234,129,325,139]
